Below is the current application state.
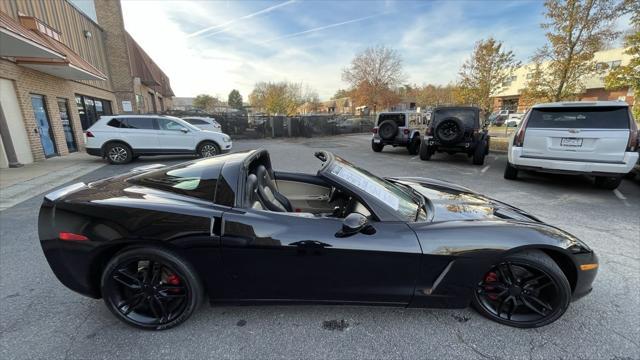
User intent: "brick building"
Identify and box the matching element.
[0,0,173,168]
[491,47,635,113]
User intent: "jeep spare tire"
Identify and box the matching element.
[434,117,464,144]
[378,120,398,140]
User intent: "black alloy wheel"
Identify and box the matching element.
[101,247,203,330]
[472,250,571,328]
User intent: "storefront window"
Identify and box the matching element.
[75,94,113,130]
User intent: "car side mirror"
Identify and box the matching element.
[180,128,189,133]
[336,213,375,237]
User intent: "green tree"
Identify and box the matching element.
[249,81,317,116]
[228,89,243,110]
[331,89,351,99]
[457,37,520,114]
[605,3,639,120]
[524,0,625,101]
[192,94,217,112]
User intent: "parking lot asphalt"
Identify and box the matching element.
[1,134,638,359]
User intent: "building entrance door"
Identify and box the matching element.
[30,94,57,158]
[57,98,77,152]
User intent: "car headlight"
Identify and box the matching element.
[223,135,231,142]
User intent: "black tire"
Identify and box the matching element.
[419,141,433,161]
[378,120,398,140]
[407,136,420,155]
[434,117,465,145]
[504,162,518,180]
[105,142,133,165]
[485,137,491,155]
[472,141,487,165]
[371,140,384,152]
[594,175,622,190]
[101,247,203,331]
[471,249,571,328]
[197,141,220,158]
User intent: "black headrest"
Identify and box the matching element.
[245,174,258,206]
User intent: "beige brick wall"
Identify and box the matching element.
[1,59,117,161]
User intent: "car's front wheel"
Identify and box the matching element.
[472,250,571,328]
[197,141,220,158]
[594,175,622,190]
[101,247,203,330]
[105,142,132,164]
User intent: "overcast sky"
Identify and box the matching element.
[120,0,630,100]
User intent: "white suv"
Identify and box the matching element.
[505,101,638,189]
[85,115,232,164]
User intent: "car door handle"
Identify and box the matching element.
[289,240,332,248]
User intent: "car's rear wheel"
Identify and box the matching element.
[197,141,220,158]
[105,142,133,164]
[371,140,384,152]
[472,141,487,165]
[101,247,203,330]
[504,162,518,180]
[594,175,622,190]
[472,250,571,328]
[407,136,420,155]
[419,141,433,161]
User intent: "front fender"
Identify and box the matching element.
[407,220,589,308]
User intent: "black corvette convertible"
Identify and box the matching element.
[39,149,598,330]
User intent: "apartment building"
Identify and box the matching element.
[0,0,173,168]
[492,47,634,113]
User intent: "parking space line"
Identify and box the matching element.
[481,165,490,173]
[613,189,631,207]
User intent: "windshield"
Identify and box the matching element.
[328,156,421,221]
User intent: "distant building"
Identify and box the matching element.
[298,97,354,115]
[492,47,634,112]
[0,0,173,168]
[172,97,195,111]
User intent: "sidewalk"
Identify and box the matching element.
[0,152,105,211]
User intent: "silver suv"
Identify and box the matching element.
[371,111,430,154]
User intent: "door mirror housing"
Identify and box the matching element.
[180,128,189,133]
[336,213,375,237]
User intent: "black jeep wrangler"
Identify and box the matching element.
[419,106,490,165]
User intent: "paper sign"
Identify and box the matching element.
[122,101,133,112]
[331,166,400,210]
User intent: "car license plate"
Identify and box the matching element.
[373,139,381,143]
[561,138,583,147]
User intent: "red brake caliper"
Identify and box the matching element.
[484,272,498,300]
[166,274,181,293]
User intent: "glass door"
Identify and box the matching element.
[30,94,57,158]
[57,98,77,152]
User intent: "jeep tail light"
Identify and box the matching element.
[372,127,378,134]
[86,131,94,138]
[427,127,433,136]
[403,129,410,135]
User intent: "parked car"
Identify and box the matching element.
[182,116,222,132]
[39,149,598,330]
[506,114,524,127]
[371,111,429,154]
[336,118,373,133]
[494,109,514,127]
[419,106,490,165]
[504,101,639,189]
[85,115,232,164]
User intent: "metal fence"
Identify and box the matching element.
[164,110,375,139]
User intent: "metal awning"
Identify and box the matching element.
[0,12,64,59]
[0,12,107,81]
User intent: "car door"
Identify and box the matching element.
[220,210,421,304]
[121,117,159,151]
[157,118,196,152]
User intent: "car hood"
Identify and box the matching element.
[390,177,541,223]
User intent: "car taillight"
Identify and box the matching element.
[513,127,525,147]
[403,129,410,135]
[59,232,88,241]
[86,131,94,138]
[627,129,638,151]
[372,128,378,134]
[427,127,433,136]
